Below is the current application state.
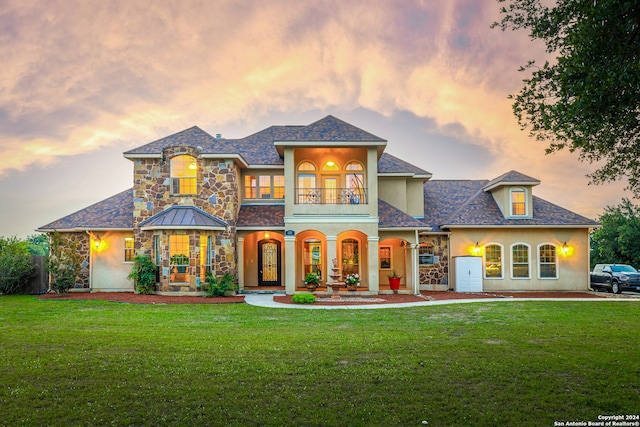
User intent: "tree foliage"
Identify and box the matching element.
[493,0,640,194]
[591,199,640,267]
[0,236,35,294]
[27,233,49,256]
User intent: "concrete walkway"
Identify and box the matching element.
[243,293,636,310]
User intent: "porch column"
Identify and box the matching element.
[326,235,337,283]
[237,237,244,292]
[284,235,296,294]
[412,243,420,295]
[368,236,379,293]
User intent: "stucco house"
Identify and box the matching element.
[38,115,598,295]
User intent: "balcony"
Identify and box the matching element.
[295,187,368,205]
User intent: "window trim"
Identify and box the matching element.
[510,187,527,217]
[418,243,434,265]
[537,243,558,279]
[124,237,134,263]
[244,174,285,200]
[170,155,197,195]
[379,245,392,270]
[510,242,531,279]
[483,243,503,279]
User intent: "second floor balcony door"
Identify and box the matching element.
[323,176,338,204]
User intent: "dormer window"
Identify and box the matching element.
[510,187,526,216]
[171,155,197,195]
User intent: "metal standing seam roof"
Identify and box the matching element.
[139,206,228,229]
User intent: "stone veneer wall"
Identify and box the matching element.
[418,235,449,287]
[52,232,91,289]
[132,145,239,292]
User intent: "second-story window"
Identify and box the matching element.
[511,187,526,216]
[245,175,285,200]
[297,161,318,203]
[171,155,197,195]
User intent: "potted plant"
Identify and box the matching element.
[345,273,360,291]
[304,272,320,291]
[388,270,402,292]
[170,254,189,273]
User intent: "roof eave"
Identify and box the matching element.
[140,226,226,231]
[483,180,541,192]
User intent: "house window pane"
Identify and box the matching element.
[298,174,317,203]
[171,155,197,195]
[153,235,161,266]
[200,236,212,283]
[512,244,529,278]
[484,244,502,278]
[304,239,322,278]
[245,175,257,199]
[511,188,526,216]
[259,176,271,199]
[170,235,190,283]
[124,238,134,262]
[298,161,316,171]
[419,244,434,265]
[341,238,359,276]
[273,175,284,199]
[379,246,391,269]
[539,244,557,278]
[322,161,339,170]
[345,161,363,171]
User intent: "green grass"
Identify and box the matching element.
[1,296,639,426]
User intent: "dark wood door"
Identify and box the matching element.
[258,239,281,286]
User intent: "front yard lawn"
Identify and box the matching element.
[1,296,638,426]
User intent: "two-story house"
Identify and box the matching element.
[38,115,599,294]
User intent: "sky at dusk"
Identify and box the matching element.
[0,0,631,238]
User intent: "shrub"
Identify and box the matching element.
[292,293,316,304]
[204,272,236,297]
[46,231,83,294]
[127,255,157,295]
[0,236,34,295]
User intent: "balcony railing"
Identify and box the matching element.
[295,187,368,205]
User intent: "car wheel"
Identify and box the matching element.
[611,281,621,294]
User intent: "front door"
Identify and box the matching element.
[258,239,281,286]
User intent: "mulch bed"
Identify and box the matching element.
[273,291,608,306]
[34,290,621,306]
[36,292,245,304]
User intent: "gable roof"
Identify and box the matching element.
[139,206,227,230]
[37,189,134,231]
[423,179,599,231]
[483,170,541,192]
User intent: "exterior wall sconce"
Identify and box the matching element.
[94,238,101,249]
[472,242,481,255]
[264,231,270,240]
[561,242,569,256]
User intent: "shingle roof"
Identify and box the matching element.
[483,170,540,191]
[237,205,285,227]
[378,153,431,176]
[139,206,227,229]
[378,199,429,229]
[277,115,386,142]
[37,189,133,231]
[423,178,599,231]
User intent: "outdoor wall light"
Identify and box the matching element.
[472,242,481,255]
[264,231,270,239]
[94,238,101,248]
[561,242,569,255]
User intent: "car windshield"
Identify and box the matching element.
[611,265,637,273]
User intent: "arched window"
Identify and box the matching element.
[511,243,530,278]
[322,161,339,171]
[484,243,503,278]
[171,155,197,195]
[297,161,317,203]
[538,244,557,279]
[511,187,526,216]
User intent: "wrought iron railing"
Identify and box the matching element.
[295,187,368,205]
